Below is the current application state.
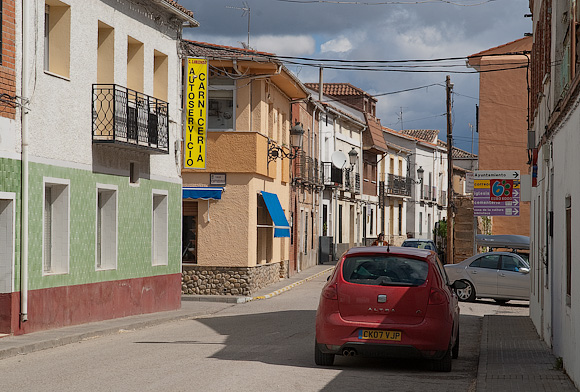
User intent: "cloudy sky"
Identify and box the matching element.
[179,0,531,154]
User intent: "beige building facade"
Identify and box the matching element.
[180,41,308,295]
[467,38,532,237]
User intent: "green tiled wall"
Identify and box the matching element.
[0,157,22,291]
[19,161,181,291]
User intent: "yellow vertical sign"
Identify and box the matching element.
[184,58,208,169]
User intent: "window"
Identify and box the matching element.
[470,255,500,270]
[398,203,402,235]
[343,256,428,286]
[44,1,71,78]
[130,162,139,184]
[152,191,168,266]
[127,36,144,92]
[96,185,117,270]
[338,204,343,243]
[566,196,572,303]
[419,212,422,235]
[0,193,15,293]
[500,255,524,272]
[153,50,168,101]
[97,21,114,84]
[208,73,235,131]
[303,210,308,255]
[43,178,69,274]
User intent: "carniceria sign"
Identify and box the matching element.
[184,58,208,169]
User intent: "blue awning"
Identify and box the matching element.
[183,187,223,200]
[261,191,290,238]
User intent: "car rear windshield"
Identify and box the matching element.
[342,255,429,286]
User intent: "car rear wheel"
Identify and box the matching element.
[314,340,335,366]
[456,280,476,302]
[452,328,459,359]
[433,346,452,372]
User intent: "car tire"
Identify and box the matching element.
[452,328,459,359]
[433,346,452,372]
[456,280,476,302]
[314,340,335,366]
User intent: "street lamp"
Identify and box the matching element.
[267,121,304,166]
[348,147,358,169]
[417,165,424,184]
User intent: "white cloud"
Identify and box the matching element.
[320,37,353,53]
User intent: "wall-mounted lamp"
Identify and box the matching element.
[416,166,424,184]
[348,147,358,169]
[267,121,304,167]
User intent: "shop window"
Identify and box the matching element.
[182,201,197,263]
[0,195,15,293]
[152,191,168,266]
[96,185,117,270]
[43,178,70,275]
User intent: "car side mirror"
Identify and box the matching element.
[519,267,530,274]
[451,280,468,290]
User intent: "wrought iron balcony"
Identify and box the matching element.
[92,84,169,154]
[321,161,343,187]
[386,174,412,197]
[344,169,361,194]
[295,151,322,186]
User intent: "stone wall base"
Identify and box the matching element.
[182,262,287,296]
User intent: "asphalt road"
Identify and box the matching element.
[0,273,529,392]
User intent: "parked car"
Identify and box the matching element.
[444,251,530,303]
[315,246,464,372]
[401,238,438,252]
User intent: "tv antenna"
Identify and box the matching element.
[226,2,251,49]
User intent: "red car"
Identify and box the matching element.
[315,246,464,372]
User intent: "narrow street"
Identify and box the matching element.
[0,273,528,392]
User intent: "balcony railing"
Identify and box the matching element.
[92,84,169,154]
[295,151,322,186]
[321,162,343,187]
[386,174,412,197]
[344,169,361,194]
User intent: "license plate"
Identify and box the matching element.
[358,329,402,341]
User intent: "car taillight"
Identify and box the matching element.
[322,283,338,300]
[428,288,446,305]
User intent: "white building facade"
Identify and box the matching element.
[529,0,580,386]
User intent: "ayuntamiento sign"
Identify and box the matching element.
[184,58,208,169]
[474,170,520,217]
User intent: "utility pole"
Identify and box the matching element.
[446,75,454,265]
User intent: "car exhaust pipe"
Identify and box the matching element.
[342,348,357,357]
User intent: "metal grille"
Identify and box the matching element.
[92,84,169,153]
[386,174,412,196]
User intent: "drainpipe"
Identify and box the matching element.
[20,0,30,323]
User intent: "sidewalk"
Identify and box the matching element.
[477,314,578,391]
[0,263,577,392]
[0,263,335,361]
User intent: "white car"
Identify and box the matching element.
[444,251,530,303]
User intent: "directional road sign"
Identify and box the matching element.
[473,170,520,217]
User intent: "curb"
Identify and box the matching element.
[250,266,334,301]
